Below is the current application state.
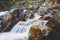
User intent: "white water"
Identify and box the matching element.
[0,11,8,16]
[0,8,50,40]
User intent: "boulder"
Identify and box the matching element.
[45,13,60,40]
[29,25,43,40]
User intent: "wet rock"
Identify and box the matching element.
[29,26,43,40]
[44,16,52,20]
[0,8,20,32]
[45,13,60,40]
[38,17,44,20]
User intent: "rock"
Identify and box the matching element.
[45,12,60,40]
[44,16,52,20]
[38,6,48,13]
[29,25,43,40]
[1,8,20,32]
[38,17,44,20]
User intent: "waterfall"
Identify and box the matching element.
[0,9,49,40]
[10,21,30,33]
[0,12,42,40]
[0,21,31,40]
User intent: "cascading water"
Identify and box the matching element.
[0,12,41,40]
[0,4,51,40]
[0,12,46,40]
[0,10,50,40]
